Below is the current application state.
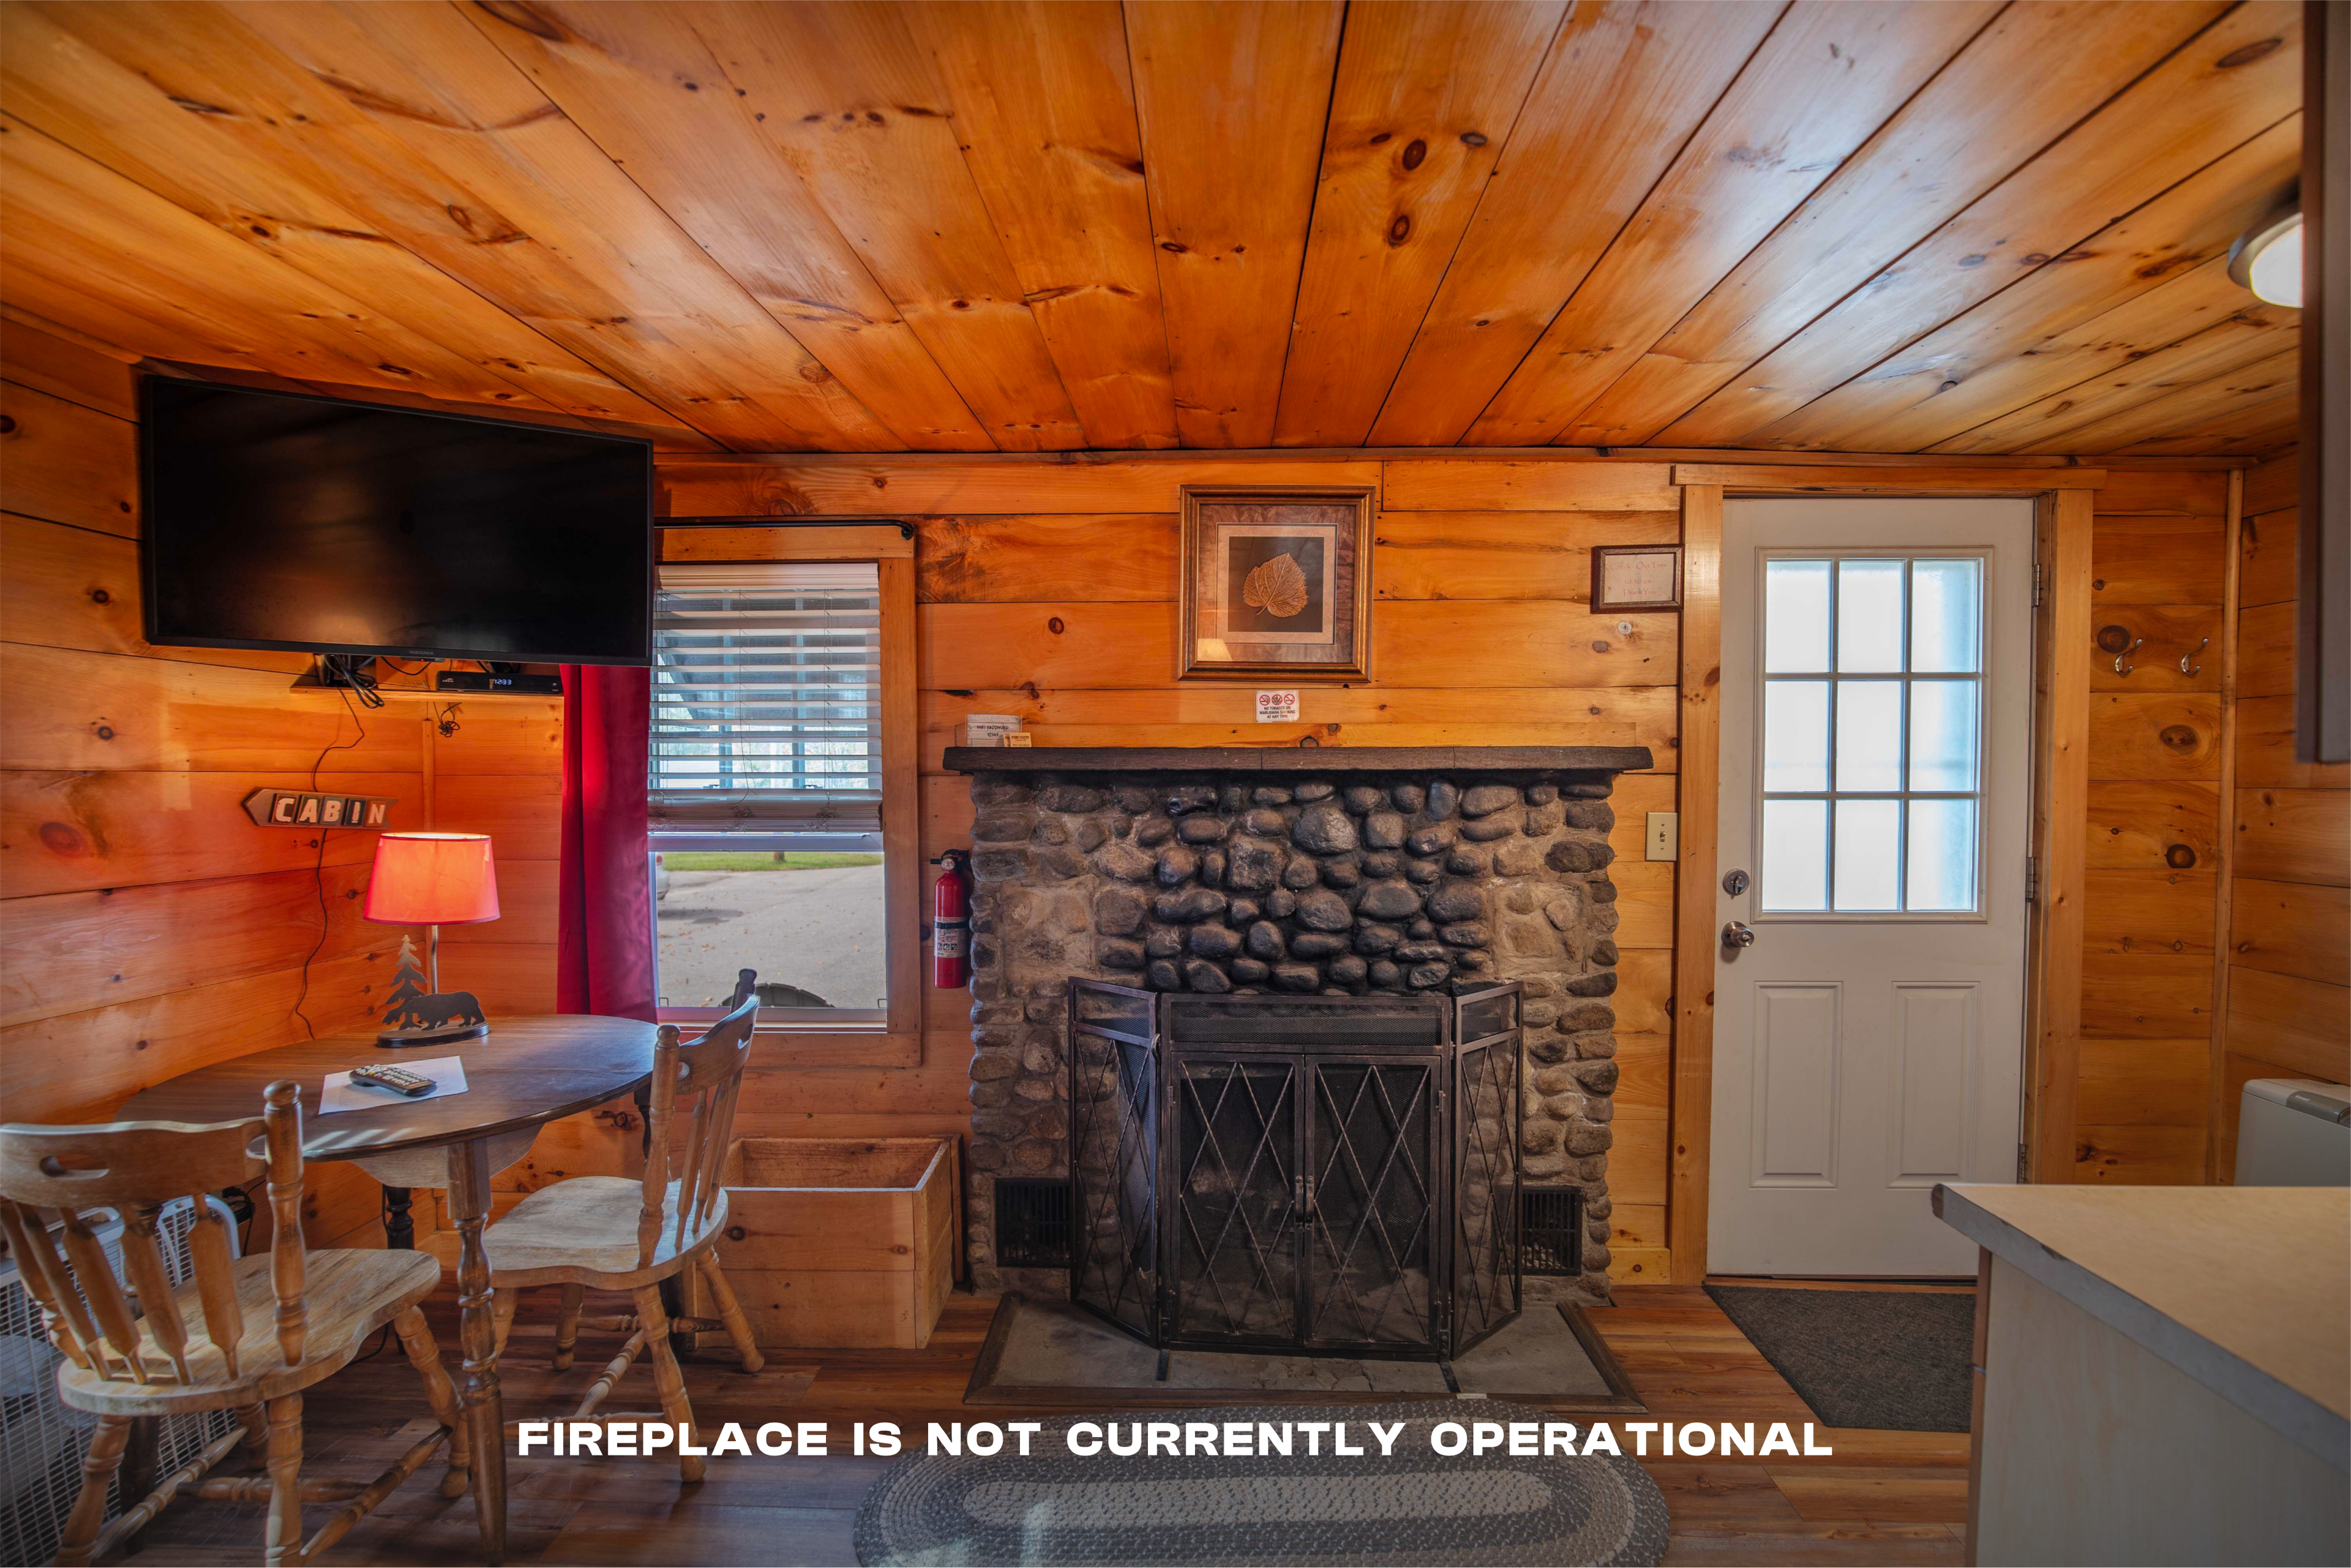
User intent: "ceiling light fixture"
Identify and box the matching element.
[2229,192,2304,307]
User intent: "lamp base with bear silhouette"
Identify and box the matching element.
[378,933,492,1047]
[364,833,501,1047]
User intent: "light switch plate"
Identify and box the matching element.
[1645,811,1679,861]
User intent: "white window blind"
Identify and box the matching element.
[650,561,882,833]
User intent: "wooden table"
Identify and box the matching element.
[122,1014,661,1562]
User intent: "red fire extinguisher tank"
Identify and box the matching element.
[930,849,972,988]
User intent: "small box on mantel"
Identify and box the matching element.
[957,713,1024,747]
[683,1136,956,1349]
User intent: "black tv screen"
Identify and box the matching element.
[141,378,652,665]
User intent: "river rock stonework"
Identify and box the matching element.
[959,765,1631,1308]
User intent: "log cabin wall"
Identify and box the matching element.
[663,451,2278,1279]
[2214,448,2351,1176]
[2074,470,2234,1182]
[0,322,564,1247]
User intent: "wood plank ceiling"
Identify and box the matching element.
[0,1,2305,457]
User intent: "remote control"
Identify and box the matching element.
[349,1063,436,1097]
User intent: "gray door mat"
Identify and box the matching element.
[965,1294,1644,1411]
[1703,1283,1974,1432]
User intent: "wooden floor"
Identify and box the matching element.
[113,1284,1969,1567]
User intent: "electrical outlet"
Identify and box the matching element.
[1645,811,1678,861]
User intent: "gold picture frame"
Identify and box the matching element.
[1178,485,1374,681]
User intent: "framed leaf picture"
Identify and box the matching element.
[1179,486,1374,681]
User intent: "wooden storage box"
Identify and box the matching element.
[684,1137,956,1349]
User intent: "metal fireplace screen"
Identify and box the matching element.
[1069,981,1523,1361]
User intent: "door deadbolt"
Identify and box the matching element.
[1722,868,1750,896]
[1722,921,1757,950]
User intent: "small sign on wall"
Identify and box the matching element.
[1256,689,1300,724]
[242,788,396,829]
[1591,545,1683,612]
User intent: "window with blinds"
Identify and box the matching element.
[650,561,882,834]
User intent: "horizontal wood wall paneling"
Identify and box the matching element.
[2235,598,2300,697]
[0,861,389,1027]
[450,942,561,1018]
[427,705,566,776]
[2227,879,2351,986]
[0,770,414,898]
[2080,953,2213,1039]
[1373,511,1680,600]
[0,949,396,1124]
[2232,787,2351,887]
[660,458,1385,517]
[2091,470,2232,517]
[1,512,311,674]
[0,316,137,418]
[1380,460,1676,512]
[2223,969,2351,1081]
[2083,868,2217,958]
[2083,781,2219,871]
[1,643,424,773]
[2091,516,2229,602]
[915,600,1677,690]
[2235,695,2351,789]
[917,516,1177,602]
[0,378,137,535]
[661,525,917,564]
[2075,1035,2209,1127]
[2087,692,2221,780]
[433,774,563,860]
[2072,1122,2206,1185]
[2238,505,2300,607]
[2242,451,2300,514]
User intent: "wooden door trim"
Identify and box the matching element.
[1671,479,2093,1280]
[1666,483,1722,1285]
[2205,471,2246,1180]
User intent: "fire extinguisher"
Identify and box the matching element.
[930,848,972,988]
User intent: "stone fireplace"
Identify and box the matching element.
[947,746,1654,1309]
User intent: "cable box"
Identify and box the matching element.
[435,671,564,695]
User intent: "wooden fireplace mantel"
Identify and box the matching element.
[943,745,1656,773]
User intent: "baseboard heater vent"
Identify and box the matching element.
[994,1177,1071,1268]
[1521,1186,1583,1275]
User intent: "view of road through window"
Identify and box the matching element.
[654,850,886,1010]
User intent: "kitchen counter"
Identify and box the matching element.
[1937,1184,2348,1566]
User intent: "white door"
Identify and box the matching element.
[1709,498,2033,1277]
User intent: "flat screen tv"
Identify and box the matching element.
[140,377,653,665]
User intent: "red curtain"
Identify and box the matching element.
[557,664,656,1021]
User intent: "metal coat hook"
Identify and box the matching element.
[2180,637,2208,678]
[2112,636,2142,677]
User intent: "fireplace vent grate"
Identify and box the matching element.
[1521,1187,1583,1275]
[995,1177,1072,1268]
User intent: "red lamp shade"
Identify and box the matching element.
[363,833,500,926]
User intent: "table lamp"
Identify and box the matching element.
[364,831,500,1047]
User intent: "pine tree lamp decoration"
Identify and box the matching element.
[364,832,500,1047]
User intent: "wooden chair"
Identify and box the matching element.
[0,1082,463,1567]
[483,987,764,1482]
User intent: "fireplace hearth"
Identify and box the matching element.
[1069,983,1524,1361]
[947,746,1654,1309]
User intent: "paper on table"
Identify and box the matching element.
[318,1055,471,1116]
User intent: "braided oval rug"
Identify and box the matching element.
[853,1399,1669,1566]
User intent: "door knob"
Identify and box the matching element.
[1722,921,1757,950]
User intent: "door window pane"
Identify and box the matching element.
[1837,560,1906,672]
[1764,681,1830,792]
[1907,800,1978,912]
[1757,550,1989,917]
[1835,681,1903,791]
[1832,800,1902,911]
[1765,560,1833,672]
[1910,559,1983,673]
[1762,800,1829,912]
[1909,680,1980,792]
